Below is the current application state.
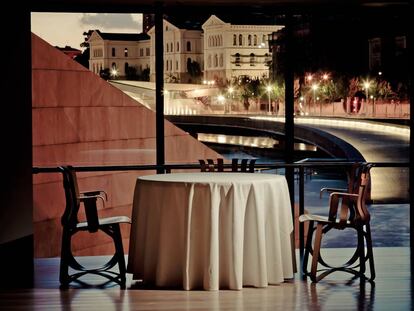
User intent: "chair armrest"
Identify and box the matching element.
[79,195,105,232]
[328,192,359,225]
[320,187,347,198]
[81,190,108,201]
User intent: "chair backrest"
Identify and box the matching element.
[59,166,80,228]
[199,158,256,173]
[199,158,224,172]
[354,164,373,224]
[232,158,256,173]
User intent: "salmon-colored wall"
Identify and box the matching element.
[32,34,220,257]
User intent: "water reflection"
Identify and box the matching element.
[304,278,375,311]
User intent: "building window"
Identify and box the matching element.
[219,54,223,67]
[233,34,237,46]
[125,62,129,74]
[254,35,257,46]
[170,43,173,53]
[166,44,169,53]
[239,34,243,46]
[248,35,252,46]
[187,41,191,52]
[176,60,179,70]
[187,58,192,72]
[262,34,266,45]
[214,54,218,67]
[208,55,212,68]
[112,62,116,69]
[177,42,179,52]
[112,48,116,57]
[250,53,255,66]
[235,53,241,66]
[124,48,128,57]
[146,47,150,56]
[140,48,144,57]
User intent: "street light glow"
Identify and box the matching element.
[322,73,329,80]
[110,68,118,77]
[228,87,234,94]
[266,85,272,92]
[217,95,225,103]
[312,84,319,91]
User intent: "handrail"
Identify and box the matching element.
[32,160,409,174]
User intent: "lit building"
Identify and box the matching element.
[202,15,283,83]
[368,35,407,79]
[88,30,150,77]
[147,19,203,83]
[88,15,284,82]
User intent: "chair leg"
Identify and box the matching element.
[59,229,72,286]
[357,227,366,275]
[302,220,315,277]
[310,223,324,282]
[365,224,376,280]
[112,224,127,285]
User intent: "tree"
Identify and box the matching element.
[186,59,202,83]
[74,30,93,69]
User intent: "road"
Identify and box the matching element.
[293,118,409,203]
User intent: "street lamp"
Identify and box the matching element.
[228,87,234,113]
[110,68,118,78]
[363,80,371,115]
[218,95,225,113]
[266,85,272,113]
[311,84,319,115]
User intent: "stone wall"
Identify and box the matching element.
[32,34,220,257]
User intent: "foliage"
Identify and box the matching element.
[165,73,180,83]
[99,68,110,80]
[141,68,150,81]
[73,48,89,69]
[125,66,139,80]
[187,59,202,83]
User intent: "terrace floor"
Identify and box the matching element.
[0,247,410,311]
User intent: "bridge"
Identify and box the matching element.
[110,80,409,203]
[167,115,410,203]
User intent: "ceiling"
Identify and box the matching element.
[30,0,410,14]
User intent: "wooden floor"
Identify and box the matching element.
[0,247,411,310]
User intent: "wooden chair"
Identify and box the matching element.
[299,164,375,282]
[199,158,256,172]
[59,166,131,287]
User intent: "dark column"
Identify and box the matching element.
[0,8,33,288]
[407,7,413,289]
[155,3,165,173]
[284,14,295,207]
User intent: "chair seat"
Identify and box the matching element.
[299,213,351,225]
[76,216,131,229]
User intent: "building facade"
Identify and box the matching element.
[202,15,283,83]
[147,19,203,83]
[89,16,283,83]
[88,30,150,77]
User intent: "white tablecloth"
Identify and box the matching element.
[127,172,294,290]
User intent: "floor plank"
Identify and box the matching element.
[0,247,411,310]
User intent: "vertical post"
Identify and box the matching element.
[299,166,305,260]
[155,3,165,174]
[284,13,295,245]
[407,12,414,289]
[0,7,33,288]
